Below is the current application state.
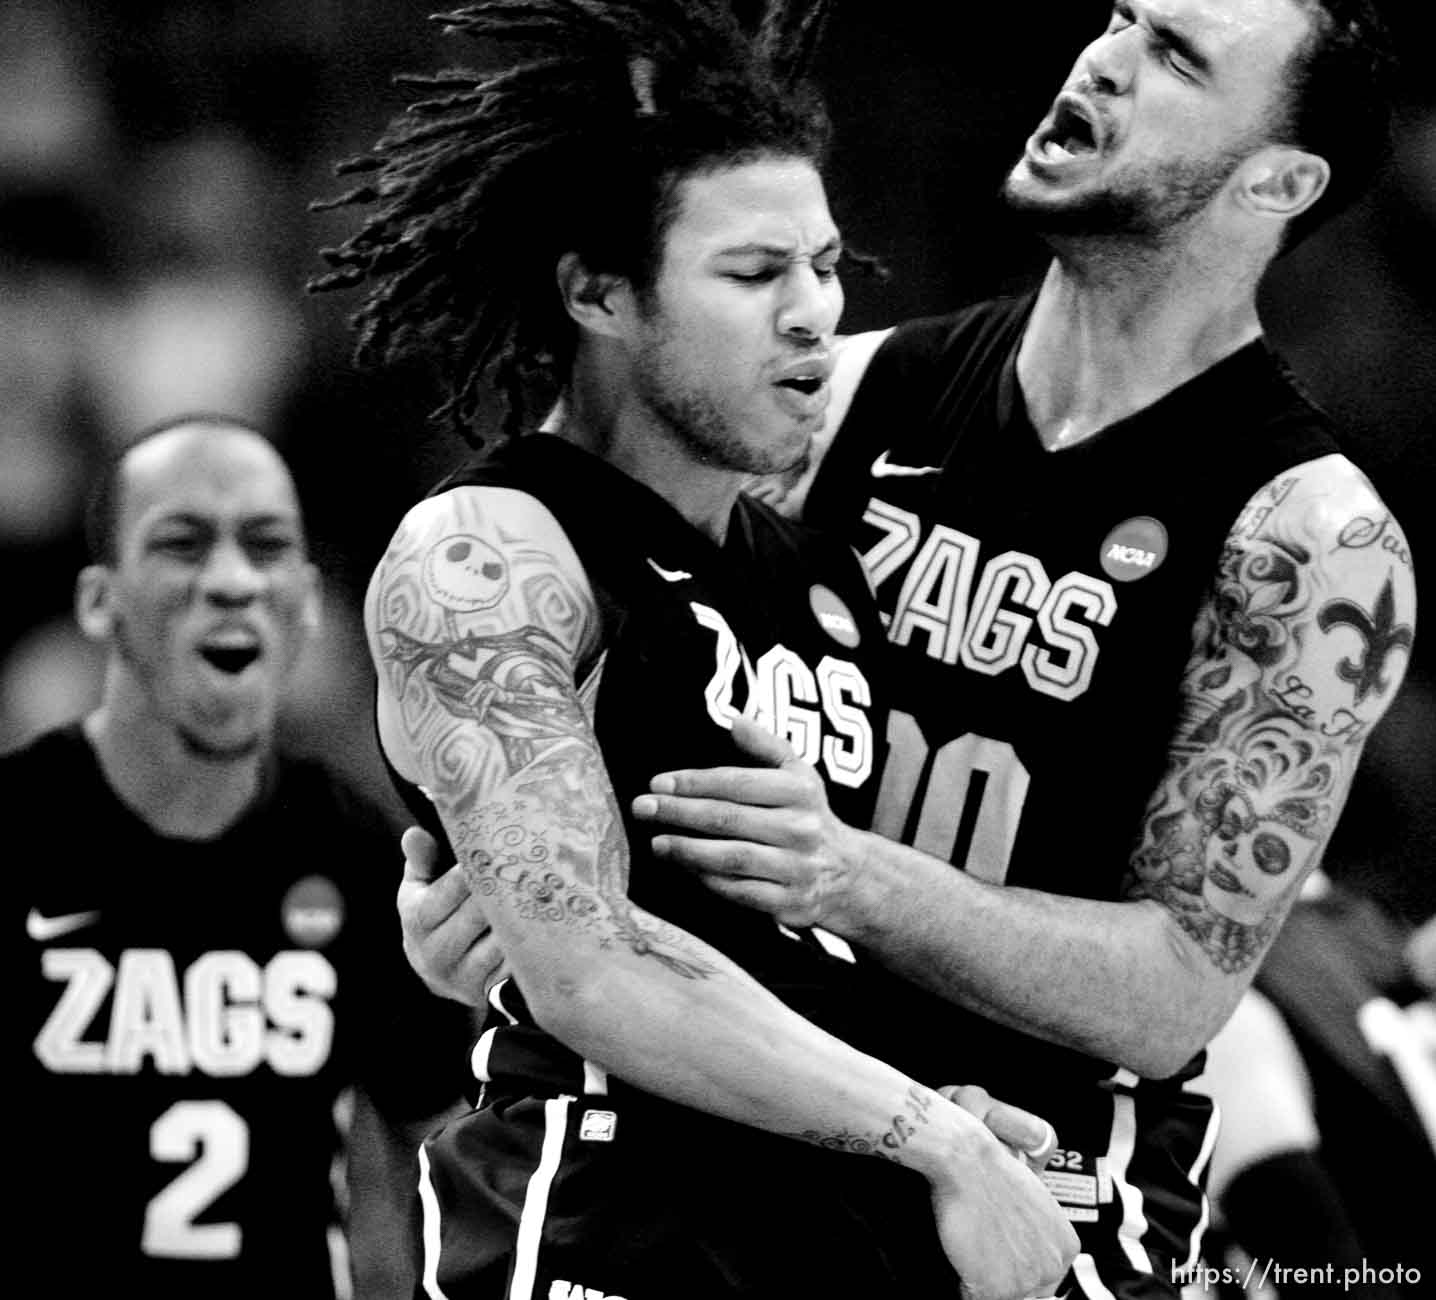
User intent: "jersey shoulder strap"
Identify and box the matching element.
[807,294,1034,529]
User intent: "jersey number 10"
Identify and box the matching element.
[871,710,1030,884]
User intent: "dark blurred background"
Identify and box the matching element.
[1,0,1429,922]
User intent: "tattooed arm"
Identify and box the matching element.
[370,484,1076,1300]
[1124,456,1415,974]
[636,455,1416,1077]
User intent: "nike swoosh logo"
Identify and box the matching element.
[647,558,693,583]
[871,450,942,478]
[27,909,101,942]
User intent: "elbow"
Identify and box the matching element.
[522,966,618,1058]
[1120,994,1235,1080]
[1120,905,1239,1079]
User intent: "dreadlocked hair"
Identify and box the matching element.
[310,0,834,447]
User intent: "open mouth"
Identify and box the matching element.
[1036,98,1102,162]
[200,646,262,675]
[777,376,825,397]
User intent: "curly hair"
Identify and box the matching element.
[310,0,835,446]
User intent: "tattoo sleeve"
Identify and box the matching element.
[1124,461,1416,975]
[372,489,717,980]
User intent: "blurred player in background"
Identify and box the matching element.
[9,415,474,1299]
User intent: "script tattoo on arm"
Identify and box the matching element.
[788,1084,940,1162]
[372,491,717,980]
[1125,463,1415,974]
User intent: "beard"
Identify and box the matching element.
[1003,143,1251,245]
[629,330,808,479]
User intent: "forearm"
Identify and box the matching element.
[836,829,1234,1076]
[511,900,985,1178]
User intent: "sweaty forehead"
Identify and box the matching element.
[118,428,302,539]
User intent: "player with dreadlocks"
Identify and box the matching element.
[312,1,1076,1297]
[313,0,835,445]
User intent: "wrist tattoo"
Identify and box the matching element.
[788,1085,937,1162]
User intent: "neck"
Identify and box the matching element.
[556,369,744,545]
[84,690,265,841]
[1017,237,1265,450]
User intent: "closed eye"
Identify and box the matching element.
[1156,40,1196,79]
[151,537,206,561]
[245,537,298,565]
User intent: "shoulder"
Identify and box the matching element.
[0,722,88,786]
[382,482,585,568]
[1214,452,1415,734]
[852,295,1033,393]
[366,483,607,782]
[366,484,600,646]
[825,328,897,433]
[1232,452,1413,578]
[2,727,86,873]
[832,299,1026,438]
[1284,452,1399,525]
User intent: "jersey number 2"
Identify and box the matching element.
[871,710,1030,884]
[142,1100,248,1258]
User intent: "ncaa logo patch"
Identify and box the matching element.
[281,875,345,949]
[1099,516,1168,583]
[809,585,861,648]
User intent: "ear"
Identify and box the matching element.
[556,251,633,339]
[74,565,115,642]
[1240,147,1330,222]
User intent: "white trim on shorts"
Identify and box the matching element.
[417,1144,450,1300]
[1178,1079,1221,1277]
[510,1096,575,1300]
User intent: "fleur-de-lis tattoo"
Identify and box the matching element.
[1317,574,1414,706]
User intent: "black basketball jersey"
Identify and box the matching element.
[390,434,893,1096]
[10,727,473,1299]
[805,297,1342,1294]
[807,294,1342,1091]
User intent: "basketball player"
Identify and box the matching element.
[309,2,1075,1297]
[9,416,474,1298]
[610,1,1417,1297]
[399,1,1417,1293]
